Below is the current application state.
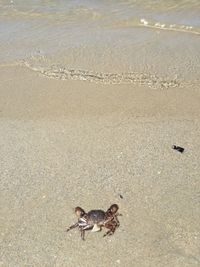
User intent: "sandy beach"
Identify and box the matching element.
[0,65,200,266]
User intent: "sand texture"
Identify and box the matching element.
[0,66,200,267]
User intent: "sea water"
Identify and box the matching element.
[0,0,199,88]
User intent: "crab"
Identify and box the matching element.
[66,204,120,240]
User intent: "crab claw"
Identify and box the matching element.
[75,207,85,218]
[91,224,101,232]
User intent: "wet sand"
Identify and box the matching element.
[0,65,200,266]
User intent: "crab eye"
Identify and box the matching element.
[109,204,119,214]
[75,207,85,218]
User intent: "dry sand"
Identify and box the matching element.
[0,65,200,266]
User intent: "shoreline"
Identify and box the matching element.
[0,65,200,120]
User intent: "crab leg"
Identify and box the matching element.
[80,227,85,240]
[80,224,94,240]
[114,215,121,227]
[66,222,79,232]
[103,221,118,237]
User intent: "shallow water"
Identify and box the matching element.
[0,0,200,88]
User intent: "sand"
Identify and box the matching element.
[0,65,200,267]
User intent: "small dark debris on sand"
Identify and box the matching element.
[172,145,185,153]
